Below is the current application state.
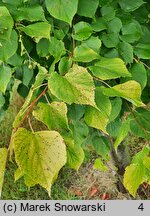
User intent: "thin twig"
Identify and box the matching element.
[27,116,34,133]
[14,85,48,132]
[93,76,111,88]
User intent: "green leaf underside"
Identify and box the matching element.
[48,65,96,107]
[13,128,66,195]
[84,87,111,133]
[19,22,51,40]
[0,148,7,197]
[93,158,108,171]
[89,58,131,80]
[45,0,78,25]
[33,102,69,131]
[103,81,144,107]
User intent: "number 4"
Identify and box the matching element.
[138,203,144,211]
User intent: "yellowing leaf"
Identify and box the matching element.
[12,128,66,195]
[123,164,144,197]
[103,81,144,107]
[84,87,111,133]
[89,58,131,80]
[143,156,150,170]
[33,102,69,131]
[0,148,7,197]
[48,64,96,107]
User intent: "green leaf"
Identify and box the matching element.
[49,37,65,59]
[6,53,23,67]
[0,92,5,109]
[0,30,18,61]
[45,0,78,25]
[130,108,150,140]
[123,163,144,197]
[22,64,33,87]
[101,6,115,21]
[33,102,69,131]
[134,43,150,59]
[74,45,100,62]
[109,98,122,121]
[36,39,50,57]
[119,0,145,12]
[77,0,99,18]
[67,145,84,170]
[13,128,66,195]
[0,148,7,197]
[72,121,89,146]
[82,36,101,53]
[93,158,108,171]
[89,58,131,80]
[0,65,11,93]
[118,41,133,64]
[1,0,23,6]
[120,21,142,43]
[19,22,51,41]
[58,56,72,76]
[130,63,147,90]
[107,17,122,33]
[101,33,119,48]
[0,6,14,41]
[14,5,46,22]
[107,118,122,138]
[114,119,130,151]
[103,81,144,107]
[48,64,96,107]
[91,17,107,32]
[68,104,85,122]
[84,87,111,133]
[73,22,93,41]
[92,136,110,158]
